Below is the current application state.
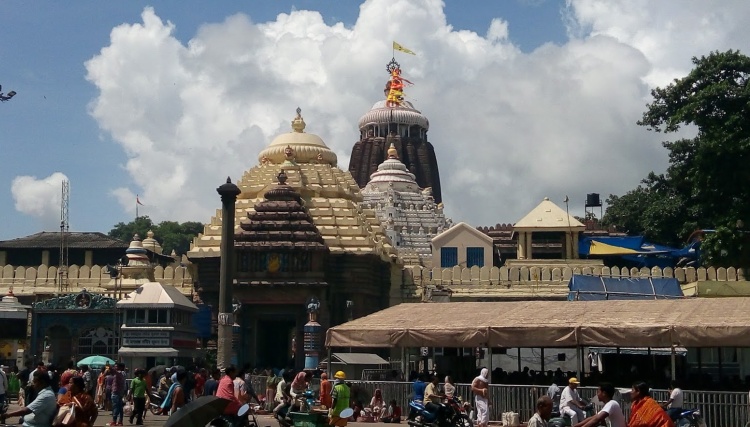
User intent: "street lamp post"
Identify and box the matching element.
[217,177,241,370]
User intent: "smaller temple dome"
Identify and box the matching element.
[258,108,338,166]
[365,143,418,190]
[142,230,163,254]
[125,234,150,266]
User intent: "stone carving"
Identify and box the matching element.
[33,290,115,310]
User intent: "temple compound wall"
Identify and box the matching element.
[402,265,748,300]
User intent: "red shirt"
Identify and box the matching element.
[194,374,206,396]
[216,375,241,415]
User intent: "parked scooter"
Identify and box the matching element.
[407,395,472,427]
[548,403,594,427]
[674,408,706,427]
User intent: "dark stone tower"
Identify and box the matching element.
[348,60,442,203]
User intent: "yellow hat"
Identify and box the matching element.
[334,371,346,379]
[569,377,580,384]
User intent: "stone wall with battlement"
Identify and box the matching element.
[402,264,748,300]
[0,262,194,297]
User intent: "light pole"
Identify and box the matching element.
[217,177,240,370]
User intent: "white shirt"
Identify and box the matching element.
[559,386,579,409]
[527,412,548,427]
[0,370,7,394]
[547,384,560,400]
[600,400,626,427]
[669,388,683,408]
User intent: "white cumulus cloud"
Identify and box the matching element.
[11,172,69,229]
[84,0,750,229]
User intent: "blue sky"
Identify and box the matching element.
[1,0,748,243]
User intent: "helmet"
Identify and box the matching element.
[334,371,346,380]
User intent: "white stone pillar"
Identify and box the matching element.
[0,250,6,266]
[565,232,572,259]
[517,232,526,259]
[573,231,580,259]
[41,250,50,266]
[85,250,93,266]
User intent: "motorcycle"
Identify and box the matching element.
[407,395,473,427]
[209,403,260,427]
[675,408,706,427]
[548,403,594,427]
[274,391,315,427]
[148,389,166,415]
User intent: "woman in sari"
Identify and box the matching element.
[58,377,98,427]
[628,382,674,427]
[369,389,386,422]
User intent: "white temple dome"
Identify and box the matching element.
[258,108,338,166]
[358,101,429,131]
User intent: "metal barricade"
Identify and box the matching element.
[250,377,748,427]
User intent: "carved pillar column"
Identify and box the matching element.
[217,177,240,370]
[517,232,526,260]
[565,232,573,259]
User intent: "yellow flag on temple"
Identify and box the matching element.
[393,41,416,55]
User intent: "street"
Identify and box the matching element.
[3,402,386,427]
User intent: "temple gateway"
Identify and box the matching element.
[188,109,403,370]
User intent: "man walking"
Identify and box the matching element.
[574,383,625,427]
[128,369,147,425]
[0,365,8,409]
[109,363,126,426]
[471,368,490,427]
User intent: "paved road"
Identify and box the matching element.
[4,403,385,427]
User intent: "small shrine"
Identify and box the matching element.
[31,289,118,366]
[0,287,31,367]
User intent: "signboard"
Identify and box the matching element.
[122,330,171,347]
[122,337,171,347]
[122,331,170,338]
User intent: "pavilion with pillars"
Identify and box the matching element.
[513,197,585,261]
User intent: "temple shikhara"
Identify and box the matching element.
[348,58,442,204]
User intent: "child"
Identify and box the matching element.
[381,400,401,423]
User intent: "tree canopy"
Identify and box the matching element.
[108,216,204,256]
[602,50,750,266]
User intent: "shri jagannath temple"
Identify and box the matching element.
[187,56,449,370]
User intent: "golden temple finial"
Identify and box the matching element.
[387,143,398,159]
[291,107,306,133]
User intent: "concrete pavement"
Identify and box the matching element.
[3,402,384,427]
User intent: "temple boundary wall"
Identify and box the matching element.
[403,264,746,287]
[0,263,194,295]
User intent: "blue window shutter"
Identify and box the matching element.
[467,247,484,267]
[441,247,458,267]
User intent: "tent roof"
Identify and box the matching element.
[568,275,683,301]
[325,353,390,365]
[513,198,584,231]
[325,298,750,349]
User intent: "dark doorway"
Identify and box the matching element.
[48,325,72,366]
[257,319,296,368]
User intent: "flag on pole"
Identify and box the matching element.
[137,195,144,206]
[393,41,416,55]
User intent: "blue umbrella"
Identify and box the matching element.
[77,355,115,368]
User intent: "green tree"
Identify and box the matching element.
[602,50,750,264]
[108,216,204,256]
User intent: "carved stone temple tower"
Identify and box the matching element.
[348,59,442,203]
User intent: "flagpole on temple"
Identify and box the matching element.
[136,195,139,219]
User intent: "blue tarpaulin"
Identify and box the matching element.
[567,274,684,301]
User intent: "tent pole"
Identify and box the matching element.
[671,346,676,382]
[540,348,545,373]
[401,347,407,380]
[517,348,522,373]
[487,346,493,376]
[577,347,583,380]
[327,347,332,379]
